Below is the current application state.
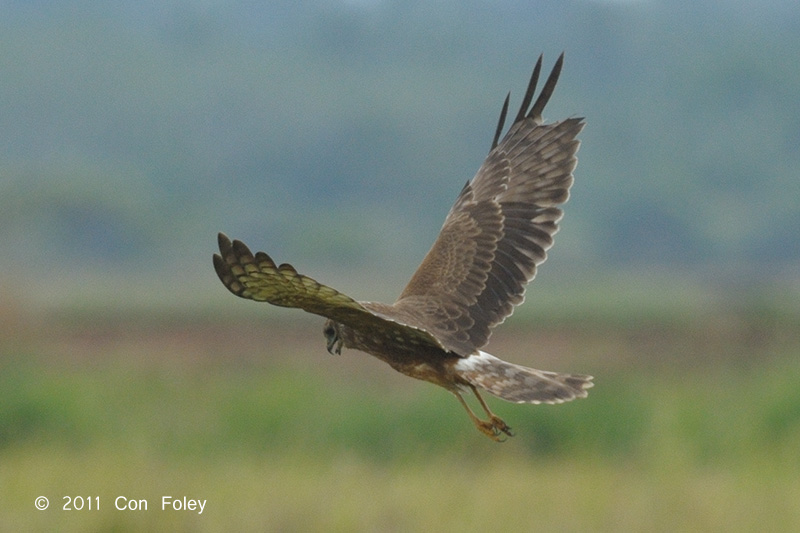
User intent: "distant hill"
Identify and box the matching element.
[1,1,798,307]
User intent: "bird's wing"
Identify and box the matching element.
[213,233,443,349]
[395,54,584,355]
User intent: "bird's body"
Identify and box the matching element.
[214,54,592,440]
[332,312,461,391]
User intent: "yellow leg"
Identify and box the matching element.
[453,387,514,441]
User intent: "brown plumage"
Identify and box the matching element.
[213,54,592,441]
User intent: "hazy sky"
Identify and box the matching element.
[2,1,798,309]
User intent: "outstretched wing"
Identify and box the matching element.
[395,54,584,355]
[213,233,443,348]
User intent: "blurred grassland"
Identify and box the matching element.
[1,293,800,531]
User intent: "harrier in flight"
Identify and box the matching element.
[214,54,591,441]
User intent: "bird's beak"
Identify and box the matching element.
[326,336,342,355]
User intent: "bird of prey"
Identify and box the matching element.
[213,54,592,441]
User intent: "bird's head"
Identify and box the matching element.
[323,319,343,355]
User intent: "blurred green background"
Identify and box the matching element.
[1,1,799,531]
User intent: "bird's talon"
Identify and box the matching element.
[491,416,513,437]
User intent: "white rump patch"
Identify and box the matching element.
[454,350,501,373]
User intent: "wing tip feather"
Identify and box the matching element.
[492,53,571,150]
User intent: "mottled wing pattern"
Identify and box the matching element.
[395,54,584,355]
[214,233,362,315]
[213,233,443,349]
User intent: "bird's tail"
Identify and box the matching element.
[454,351,593,404]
